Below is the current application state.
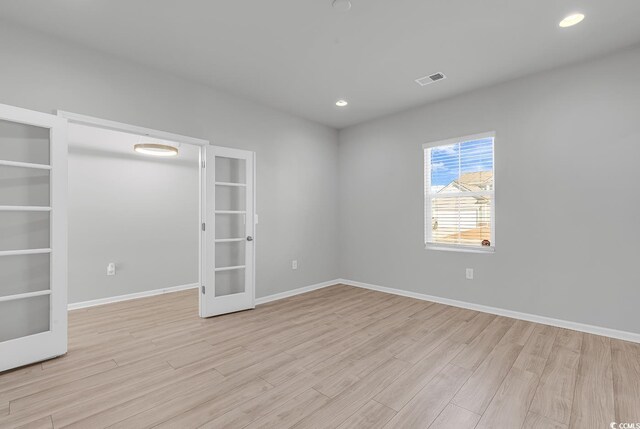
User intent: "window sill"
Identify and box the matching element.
[425,243,495,254]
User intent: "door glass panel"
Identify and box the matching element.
[216,241,245,268]
[0,119,50,165]
[213,155,247,298]
[0,211,50,251]
[0,295,50,342]
[215,214,245,240]
[0,253,50,298]
[215,186,245,211]
[215,156,246,184]
[0,168,50,206]
[0,108,63,372]
[215,269,245,297]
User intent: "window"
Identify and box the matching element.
[424,132,495,252]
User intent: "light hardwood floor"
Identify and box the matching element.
[1,284,638,428]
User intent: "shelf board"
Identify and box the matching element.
[215,182,246,187]
[0,159,51,170]
[0,248,52,257]
[214,265,246,272]
[0,290,51,303]
[0,206,51,212]
[214,210,246,214]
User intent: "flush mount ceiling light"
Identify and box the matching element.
[559,13,585,28]
[335,99,349,107]
[332,0,352,11]
[134,143,178,157]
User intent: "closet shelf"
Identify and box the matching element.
[0,159,51,170]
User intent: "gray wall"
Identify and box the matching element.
[338,44,640,334]
[0,22,340,302]
[67,125,200,303]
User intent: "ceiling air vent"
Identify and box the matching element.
[415,72,446,86]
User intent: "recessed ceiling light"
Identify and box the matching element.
[332,0,352,11]
[559,13,585,28]
[134,143,178,157]
[335,99,348,107]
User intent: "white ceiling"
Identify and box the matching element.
[2,1,640,129]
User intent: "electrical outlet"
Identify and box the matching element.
[466,268,474,280]
[107,263,116,276]
[292,260,298,270]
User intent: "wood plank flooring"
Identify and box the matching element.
[0,284,638,428]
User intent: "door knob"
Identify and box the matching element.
[246,236,253,241]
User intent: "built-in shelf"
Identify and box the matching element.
[0,290,51,303]
[0,248,52,257]
[0,159,51,170]
[0,206,51,212]
[215,238,245,243]
[214,210,246,214]
[214,265,246,272]
[215,182,246,187]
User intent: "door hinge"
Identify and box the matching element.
[201,285,206,294]
[202,222,206,231]
[201,160,206,168]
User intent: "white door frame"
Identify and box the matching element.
[57,111,210,315]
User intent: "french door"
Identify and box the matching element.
[201,146,255,317]
[0,103,68,372]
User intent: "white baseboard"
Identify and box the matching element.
[338,278,640,344]
[255,279,339,305]
[66,277,639,344]
[68,283,200,310]
[67,279,338,311]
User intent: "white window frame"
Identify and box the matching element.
[423,131,495,254]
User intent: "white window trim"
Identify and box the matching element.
[423,131,496,253]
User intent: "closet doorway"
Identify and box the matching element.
[60,111,257,320]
